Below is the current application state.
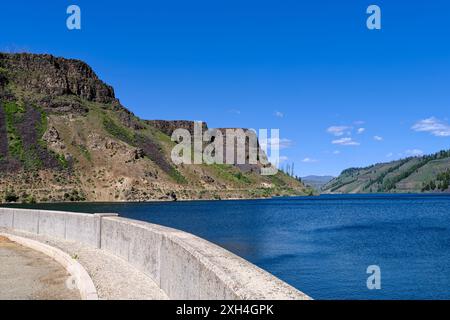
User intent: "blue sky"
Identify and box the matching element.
[1,0,450,176]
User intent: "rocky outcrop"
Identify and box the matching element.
[43,126,60,143]
[146,120,208,137]
[0,53,145,131]
[0,53,116,104]
[128,148,145,161]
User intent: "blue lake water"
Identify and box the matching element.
[4,194,450,300]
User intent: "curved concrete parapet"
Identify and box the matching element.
[0,232,98,300]
[0,207,310,300]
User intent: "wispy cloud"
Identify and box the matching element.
[333,150,341,155]
[228,109,241,115]
[386,152,393,158]
[412,117,450,137]
[263,138,293,150]
[274,111,284,118]
[327,126,351,137]
[302,157,318,163]
[357,128,365,134]
[332,137,360,146]
[1,44,30,53]
[405,149,424,157]
[373,135,383,141]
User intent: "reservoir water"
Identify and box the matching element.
[4,194,450,300]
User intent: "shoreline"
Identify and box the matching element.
[0,195,296,206]
[2,192,450,208]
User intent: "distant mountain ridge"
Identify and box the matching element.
[322,150,450,194]
[0,53,311,203]
[301,175,334,191]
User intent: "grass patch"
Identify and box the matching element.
[269,172,288,187]
[56,153,68,168]
[210,164,252,184]
[169,167,187,184]
[3,101,25,159]
[153,129,175,145]
[78,144,92,161]
[103,115,135,145]
[233,171,251,184]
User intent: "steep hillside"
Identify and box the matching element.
[0,53,311,203]
[322,150,450,194]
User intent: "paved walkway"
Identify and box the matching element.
[0,229,168,300]
[0,235,80,300]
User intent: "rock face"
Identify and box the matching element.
[43,126,60,143]
[0,52,311,203]
[146,120,208,137]
[1,53,116,104]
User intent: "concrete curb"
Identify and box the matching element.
[0,232,98,300]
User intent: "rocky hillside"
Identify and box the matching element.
[0,53,311,203]
[322,150,450,194]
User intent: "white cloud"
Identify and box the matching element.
[302,157,318,163]
[274,111,284,118]
[373,135,383,141]
[405,149,424,157]
[333,150,341,155]
[327,126,351,137]
[263,138,293,150]
[332,137,360,146]
[386,152,393,158]
[357,128,365,134]
[412,117,450,137]
[228,109,241,115]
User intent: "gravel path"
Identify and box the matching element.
[0,229,168,300]
[0,235,80,300]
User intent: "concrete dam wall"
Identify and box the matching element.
[0,207,309,300]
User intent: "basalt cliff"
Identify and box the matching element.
[0,53,310,203]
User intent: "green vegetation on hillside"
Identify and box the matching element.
[103,113,187,184]
[103,115,136,145]
[381,156,434,192]
[1,101,66,171]
[209,164,252,185]
[422,169,450,192]
[3,101,25,159]
[323,150,450,194]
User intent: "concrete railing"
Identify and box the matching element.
[0,207,310,300]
